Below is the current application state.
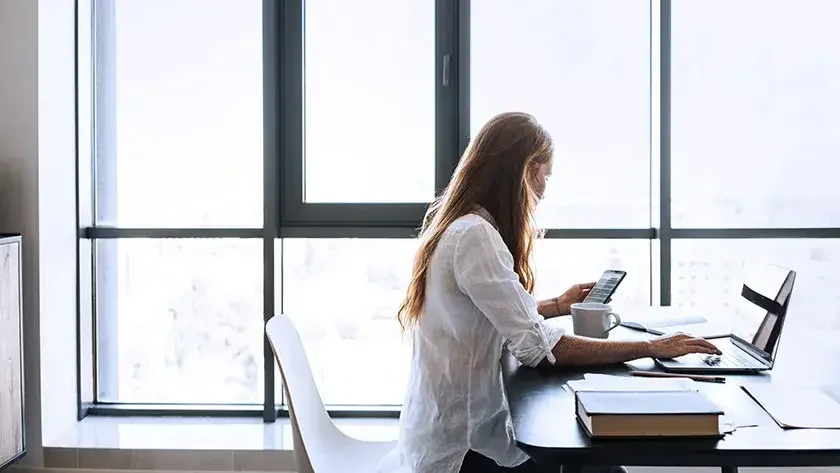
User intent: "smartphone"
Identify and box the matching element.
[582,270,627,304]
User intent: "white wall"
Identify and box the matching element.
[37,0,81,448]
[0,0,79,467]
[0,0,43,467]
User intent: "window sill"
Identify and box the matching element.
[43,416,399,471]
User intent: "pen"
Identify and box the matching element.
[629,370,726,384]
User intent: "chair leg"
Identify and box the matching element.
[286,392,315,473]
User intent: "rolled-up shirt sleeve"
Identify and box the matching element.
[452,222,564,367]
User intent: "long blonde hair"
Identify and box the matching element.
[397,112,553,331]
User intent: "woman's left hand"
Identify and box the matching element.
[554,282,597,316]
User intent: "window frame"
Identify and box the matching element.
[75,0,840,424]
[277,0,463,228]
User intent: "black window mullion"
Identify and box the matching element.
[659,0,672,307]
[278,0,305,228]
[436,0,462,194]
[262,0,283,423]
[283,203,429,228]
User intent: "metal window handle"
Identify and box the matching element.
[442,54,451,87]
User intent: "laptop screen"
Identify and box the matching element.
[730,263,796,360]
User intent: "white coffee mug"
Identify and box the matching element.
[570,302,622,339]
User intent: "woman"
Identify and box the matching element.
[381,112,721,473]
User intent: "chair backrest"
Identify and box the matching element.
[266,315,344,473]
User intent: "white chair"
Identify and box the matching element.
[266,315,397,473]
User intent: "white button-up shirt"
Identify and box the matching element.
[378,212,565,473]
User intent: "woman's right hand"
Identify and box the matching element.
[647,333,721,359]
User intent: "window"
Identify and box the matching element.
[303,0,436,203]
[81,0,267,413]
[97,0,264,228]
[281,239,418,406]
[671,0,840,228]
[672,239,840,332]
[471,0,652,229]
[279,0,457,226]
[671,239,840,372]
[533,240,652,309]
[78,0,840,421]
[95,239,264,404]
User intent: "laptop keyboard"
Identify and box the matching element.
[701,345,765,369]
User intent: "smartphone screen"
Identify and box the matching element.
[582,270,627,304]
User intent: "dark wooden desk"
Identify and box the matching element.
[503,324,840,472]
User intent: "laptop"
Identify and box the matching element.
[655,263,796,373]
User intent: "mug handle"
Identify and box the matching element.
[606,312,622,332]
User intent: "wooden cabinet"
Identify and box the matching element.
[0,235,24,471]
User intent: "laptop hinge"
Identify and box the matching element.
[734,338,772,367]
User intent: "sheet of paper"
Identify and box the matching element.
[623,307,731,338]
[648,322,731,339]
[649,315,708,328]
[743,385,840,429]
[631,307,709,327]
[566,373,697,393]
[720,415,759,433]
